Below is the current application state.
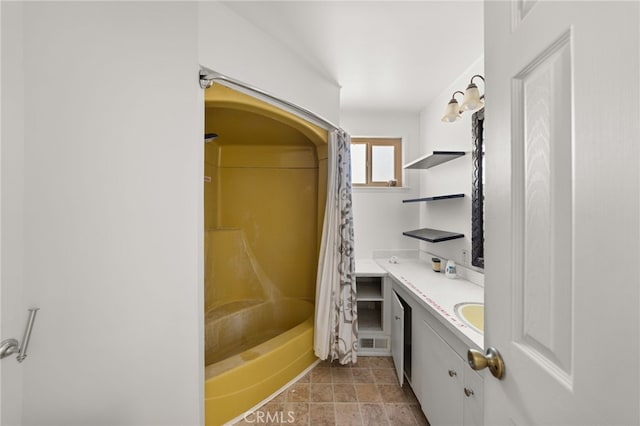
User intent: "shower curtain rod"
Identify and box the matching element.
[199,66,341,133]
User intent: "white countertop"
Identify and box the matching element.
[355,258,387,276]
[359,258,484,350]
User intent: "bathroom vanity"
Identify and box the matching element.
[359,258,485,426]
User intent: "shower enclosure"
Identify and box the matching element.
[202,82,329,425]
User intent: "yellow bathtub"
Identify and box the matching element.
[204,298,316,425]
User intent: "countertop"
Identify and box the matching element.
[356,258,484,350]
[355,258,388,276]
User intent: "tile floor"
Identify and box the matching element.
[234,356,430,426]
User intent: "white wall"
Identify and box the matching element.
[417,56,484,270]
[198,2,341,124]
[340,111,421,259]
[11,3,203,425]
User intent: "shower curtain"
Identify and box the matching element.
[314,130,357,364]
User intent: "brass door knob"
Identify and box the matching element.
[467,347,505,379]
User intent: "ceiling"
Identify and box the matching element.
[223,1,484,113]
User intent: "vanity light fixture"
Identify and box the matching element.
[460,74,485,112]
[441,91,465,122]
[442,74,485,123]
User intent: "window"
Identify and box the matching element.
[350,137,402,187]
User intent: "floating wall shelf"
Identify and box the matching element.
[403,151,466,169]
[403,193,465,203]
[403,228,464,243]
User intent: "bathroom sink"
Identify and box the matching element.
[455,302,484,334]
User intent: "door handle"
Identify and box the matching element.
[467,347,505,379]
[0,308,39,363]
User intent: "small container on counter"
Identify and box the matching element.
[445,259,457,279]
[432,257,441,272]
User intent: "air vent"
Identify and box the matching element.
[359,336,389,353]
[374,338,389,349]
[360,338,374,349]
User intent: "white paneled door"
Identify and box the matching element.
[483,1,640,424]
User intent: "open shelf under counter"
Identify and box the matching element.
[403,228,465,243]
[357,301,383,331]
[403,151,466,170]
[356,276,383,300]
[357,287,383,301]
[402,193,465,203]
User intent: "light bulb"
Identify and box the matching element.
[461,83,484,111]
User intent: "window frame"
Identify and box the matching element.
[351,137,403,187]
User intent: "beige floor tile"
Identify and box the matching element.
[371,368,399,384]
[354,383,381,402]
[335,403,362,426]
[310,383,334,402]
[409,404,430,426]
[233,356,424,426]
[334,383,358,402]
[377,384,405,402]
[319,359,334,368]
[298,372,310,383]
[270,392,286,404]
[311,367,333,383]
[368,356,395,369]
[309,403,336,425]
[359,403,389,425]
[262,400,284,412]
[250,402,284,426]
[402,384,420,404]
[286,383,310,402]
[330,360,353,368]
[351,357,371,368]
[284,402,309,425]
[331,367,354,383]
[351,368,375,383]
[384,403,418,425]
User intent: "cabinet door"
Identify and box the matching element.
[416,318,463,426]
[411,313,425,404]
[463,369,484,426]
[390,291,404,386]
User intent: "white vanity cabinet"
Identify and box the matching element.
[463,361,484,426]
[416,316,464,425]
[415,314,483,426]
[392,278,484,426]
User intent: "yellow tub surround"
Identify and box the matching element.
[204,85,328,300]
[204,85,328,425]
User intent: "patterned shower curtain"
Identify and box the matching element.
[314,129,357,364]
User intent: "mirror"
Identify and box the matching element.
[471,108,484,269]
